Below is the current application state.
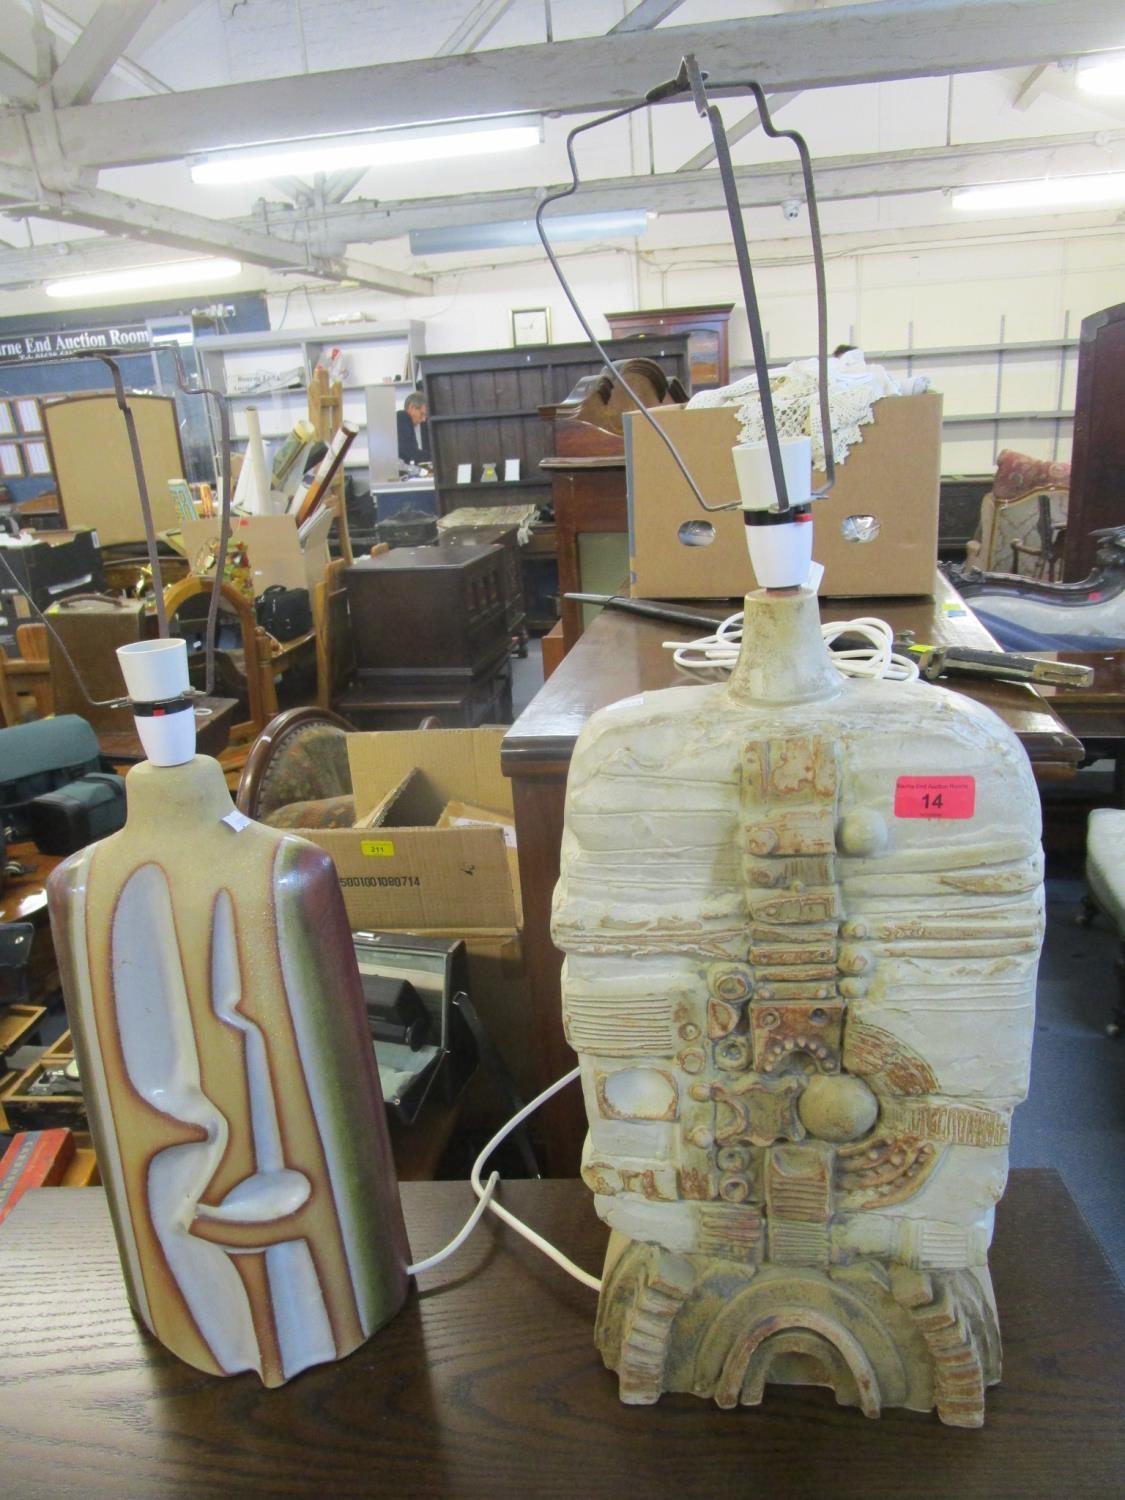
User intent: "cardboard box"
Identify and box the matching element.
[304,728,521,933]
[181,512,331,598]
[625,392,942,599]
[303,728,533,1093]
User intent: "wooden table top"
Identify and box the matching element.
[0,841,61,927]
[503,574,1084,776]
[0,1170,1120,1498]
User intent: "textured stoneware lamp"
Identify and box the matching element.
[549,60,1041,1426]
[48,637,410,1386]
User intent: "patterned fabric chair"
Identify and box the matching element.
[966,449,1070,579]
[236,707,357,828]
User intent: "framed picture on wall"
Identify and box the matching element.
[510,307,551,347]
[15,398,42,434]
[0,402,14,437]
[25,440,51,475]
[0,442,24,477]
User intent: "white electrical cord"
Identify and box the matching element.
[407,1065,602,1294]
[469,1065,602,1293]
[406,1170,499,1276]
[665,612,920,685]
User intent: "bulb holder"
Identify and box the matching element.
[744,509,814,590]
[733,435,813,513]
[116,639,196,766]
[130,696,198,767]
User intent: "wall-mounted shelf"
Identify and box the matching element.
[944,410,1075,424]
[196,321,426,486]
[759,321,1079,466]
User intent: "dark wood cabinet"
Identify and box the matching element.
[540,459,629,651]
[419,337,689,517]
[341,544,514,728]
[605,304,734,390]
[344,544,509,677]
[1064,302,1125,580]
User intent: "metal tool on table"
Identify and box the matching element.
[564,592,726,631]
[906,643,1095,688]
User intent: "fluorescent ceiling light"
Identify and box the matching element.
[410,210,654,256]
[191,119,542,186]
[951,174,1125,212]
[45,257,242,298]
[1077,53,1125,96]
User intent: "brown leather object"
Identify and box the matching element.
[553,358,688,458]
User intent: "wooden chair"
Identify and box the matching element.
[313,556,354,709]
[163,575,277,745]
[0,623,52,725]
[236,705,357,824]
[236,706,443,824]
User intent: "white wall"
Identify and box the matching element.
[269,222,1125,475]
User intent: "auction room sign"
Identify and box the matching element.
[0,324,150,363]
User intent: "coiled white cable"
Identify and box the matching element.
[665,612,919,684]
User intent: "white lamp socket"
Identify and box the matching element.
[133,709,197,767]
[117,638,190,701]
[116,639,197,767]
[733,435,813,512]
[745,518,814,590]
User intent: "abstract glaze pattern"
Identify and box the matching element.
[49,755,409,1386]
[553,589,1041,1426]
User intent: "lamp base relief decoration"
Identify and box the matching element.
[553,587,1041,1425]
[47,639,410,1387]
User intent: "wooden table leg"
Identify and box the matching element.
[511,773,586,1175]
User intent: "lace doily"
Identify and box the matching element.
[686,349,928,468]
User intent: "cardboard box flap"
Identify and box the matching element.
[625,392,942,600]
[348,727,512,821]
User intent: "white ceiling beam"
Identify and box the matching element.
[5,0,1121,172]
[0,53,39,106]
[608,0,688,34]
[5,207,1119,296]
[125,0,204,55]
[647,213,1125,269]
[676,90,801,172]
[0,163,432,293]
[1013,63,1051,111]
[435,0,518,56]
[321,168,369,204]
[26,0,58,84]
[36,1,171,95]
[243,128,1125,244]
[50,0,162,107]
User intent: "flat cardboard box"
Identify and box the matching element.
[304,728,521,933]
[625,392,942,599]
[181,512,330,598]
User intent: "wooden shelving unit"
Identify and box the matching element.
[419,335,690,516]
[196,321,426,473]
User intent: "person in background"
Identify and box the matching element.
[396,392,431,465]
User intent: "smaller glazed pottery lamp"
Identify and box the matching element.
[48,638,411,1387]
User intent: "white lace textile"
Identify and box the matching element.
[686,348,930,468]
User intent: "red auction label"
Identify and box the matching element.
[894,775,975,819]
